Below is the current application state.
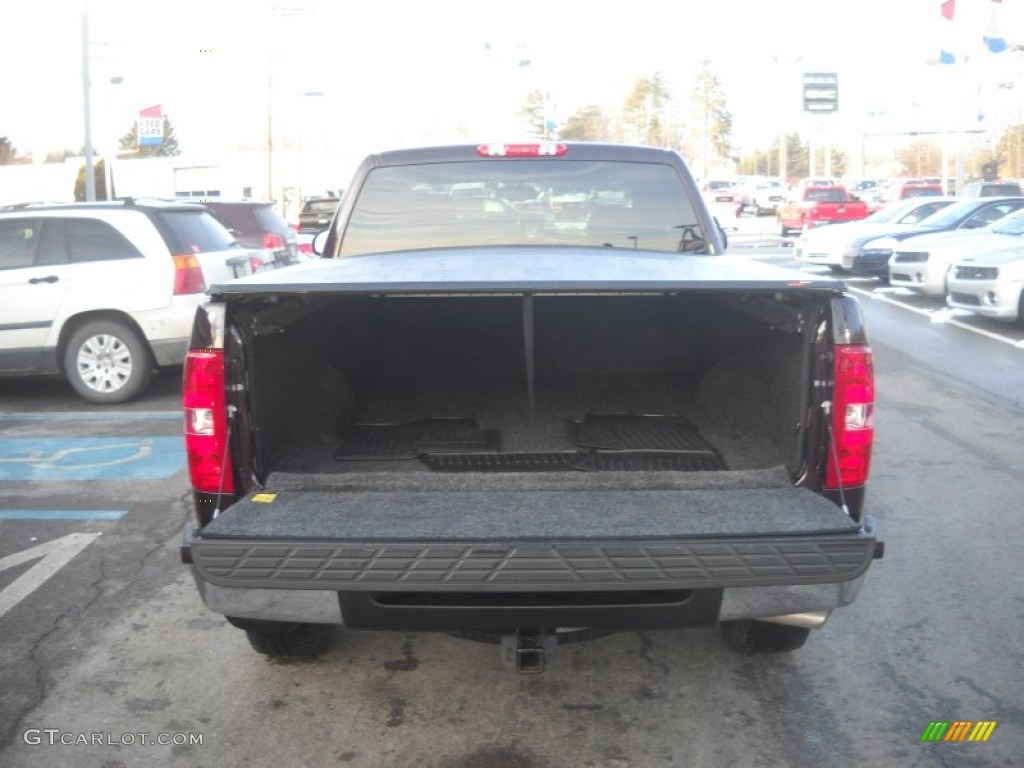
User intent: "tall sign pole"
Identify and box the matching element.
[803,73,838,179]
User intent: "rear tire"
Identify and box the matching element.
[228,618,328,659]
[1017,289,1024,326]
[63,319,153,404]
[778,218,789,237]
[719,620,810,653]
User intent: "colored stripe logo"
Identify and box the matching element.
[921,721,997,742]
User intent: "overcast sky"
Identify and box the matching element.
[2,0,1022,163]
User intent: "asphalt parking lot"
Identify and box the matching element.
[1,228,1022,767]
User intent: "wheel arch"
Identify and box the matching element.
[56,310,152,374]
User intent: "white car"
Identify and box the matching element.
[946,246,1024,322]
[0,200,254,402]
[738,177,786,216]
[889,208,1024,296]
[794,197,956,270]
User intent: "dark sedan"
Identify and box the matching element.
[842,197,1024,278]
[298,196,341,233]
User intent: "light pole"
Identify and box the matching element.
[294,90,324,219]
[103,76,123,200]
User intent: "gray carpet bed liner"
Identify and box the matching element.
[202,484,857,541]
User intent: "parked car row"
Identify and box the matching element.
[890,207,1024,322]
[795,196,1024,324]
[0,198,306,404]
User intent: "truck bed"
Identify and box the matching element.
[237,289,828,486]
[194,273,875,594]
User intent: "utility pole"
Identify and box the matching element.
[81,6,95,201]
[267,55,274,203]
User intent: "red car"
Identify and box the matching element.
[777,185,870,235]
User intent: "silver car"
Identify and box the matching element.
[946,246,1024,322]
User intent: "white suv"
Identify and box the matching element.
[0,200,252,403]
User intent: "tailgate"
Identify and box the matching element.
[191,486,875,592]
[817,203,865,222]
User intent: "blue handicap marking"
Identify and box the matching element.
[0,437,185,481]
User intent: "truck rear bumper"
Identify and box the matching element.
[185,518,878,630]
[191,567,869,629]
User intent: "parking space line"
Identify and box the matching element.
[0,411,181,422]
[0,510,127,521]
[0,533,101,620]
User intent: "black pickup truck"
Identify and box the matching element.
[181,143,881,672]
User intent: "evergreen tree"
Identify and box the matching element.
[558,106,611,142]
[622,73,671,146]
[74,159,109,200]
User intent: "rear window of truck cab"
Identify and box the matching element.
[338,160,704,257]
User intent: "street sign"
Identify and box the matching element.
[803,73,838,113]
[138,104,164,148]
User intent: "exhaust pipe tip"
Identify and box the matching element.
[758,611,830,630]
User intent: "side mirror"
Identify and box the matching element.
[714,217,728,250]
[312,229,329,256]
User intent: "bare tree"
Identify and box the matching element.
[518,90,550,139]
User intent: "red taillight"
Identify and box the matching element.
[183,348,234,494]
[248,255,267,273]
[297,241,312,254]
[477,143,567,157]
[173,254,206,295]
[825,344,874,489]
[263,232,286,251]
